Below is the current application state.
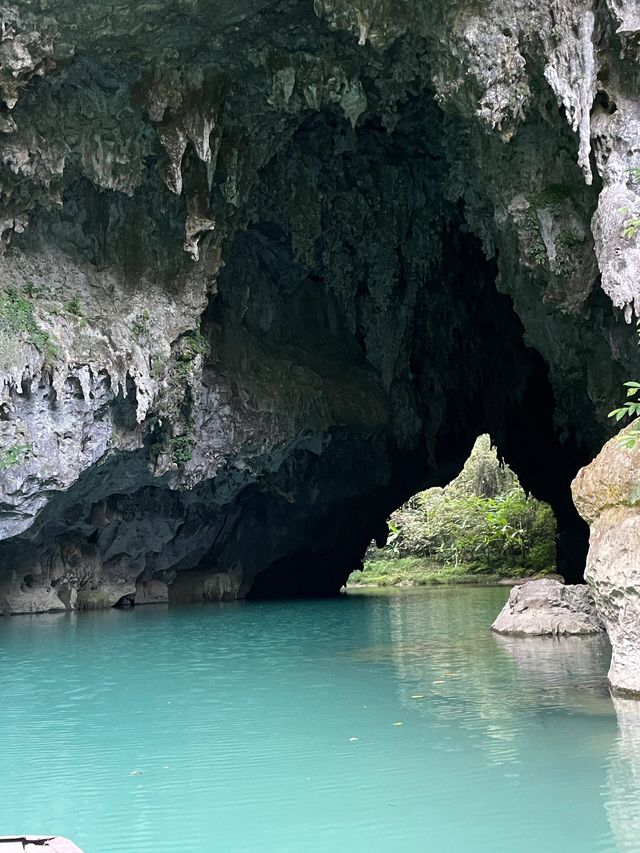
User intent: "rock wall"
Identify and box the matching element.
[572,423,640,696]
[0,0,638,610]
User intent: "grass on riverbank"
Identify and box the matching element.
[348,557,552,587]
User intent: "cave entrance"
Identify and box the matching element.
[219,95,593,599]
[348,434,559,588]
[0,85,595,609]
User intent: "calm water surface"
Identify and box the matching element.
[0,586,638,852]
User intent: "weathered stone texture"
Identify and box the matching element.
[573,424,640,696]
[491,578,604,636]
[0,0,637,608]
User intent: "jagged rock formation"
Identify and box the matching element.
[0,0,638,611]
[572,423,640,696]
[491,578,604,636]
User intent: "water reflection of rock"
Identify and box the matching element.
[343,591,619,773]
[492,633,613,712]
[605,696,640,852]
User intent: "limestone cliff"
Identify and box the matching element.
[0,0,638,610]
[572,422,640,696]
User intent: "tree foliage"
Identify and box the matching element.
[371,435,556,576]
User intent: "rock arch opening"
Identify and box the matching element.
[348,434,560,589]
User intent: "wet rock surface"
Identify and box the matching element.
[0,0,638,608]
[572,424,640,696]
[491,578,604,636]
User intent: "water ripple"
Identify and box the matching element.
[0,587,626,852]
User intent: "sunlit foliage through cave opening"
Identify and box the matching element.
[351,435,557,587]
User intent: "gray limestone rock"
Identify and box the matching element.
[572,423,640,697]
[491,578,604,636]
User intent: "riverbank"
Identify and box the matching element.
[348,556,555,588]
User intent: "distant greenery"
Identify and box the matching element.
[350,435,557,587]
[354,557,527,587]
[174,330,210,380]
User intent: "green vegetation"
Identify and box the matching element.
[533,183,572,215]
[0,288,60,364]
[150,352,167,380]
[622,214,640,240]
[177,330,210,361]
[554,230,582,277]
[609,320,640,449]
[63,295,82,317]
[523,208,548,267]
[350,435,557,587]
[523,184,582,274]
[172,434,193,464]
[0,442,32,469]
[132,309,150,340]
[355,557,527,587]
[174,330,210,379]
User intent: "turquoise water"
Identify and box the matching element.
[0,586,637,852]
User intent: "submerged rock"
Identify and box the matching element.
[572,424,640,697]
[491,578,604,636]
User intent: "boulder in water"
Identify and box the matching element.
[491,578,604,636]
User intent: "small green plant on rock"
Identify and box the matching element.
[0,288,60,364]
[0,442,33,469]
[554,230,582,277]
[178,331,210,361]
[150,352,167,380]
[523,184,580,274]
[132,309,150,340]
[523,209,548,267]
[63,295,82,317]
[173,331,210,380]
[533,183,572,215]
[622,214,640,240]
[609,320,640,449]
[172,434,193,465]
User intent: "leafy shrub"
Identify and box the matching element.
[364,435,556,579]
[609,321,640,449]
